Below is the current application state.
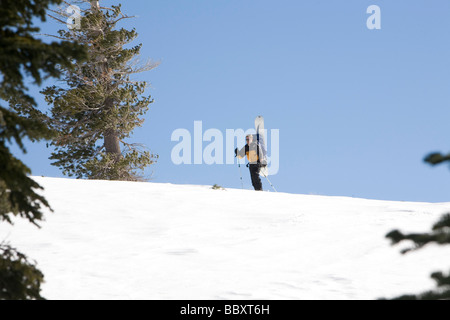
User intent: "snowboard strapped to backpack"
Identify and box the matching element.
[254,116,268,176]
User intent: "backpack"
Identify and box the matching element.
[253,133,267,165]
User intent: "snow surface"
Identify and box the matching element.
[1,177,450,300]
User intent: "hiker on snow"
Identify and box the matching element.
[235,134,266,191]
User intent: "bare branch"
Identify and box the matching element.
[127,57,161,74]
[47,13,69,25]
[36,33,68,41]
[113,15,136,24]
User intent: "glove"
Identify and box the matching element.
[234,148,238,157]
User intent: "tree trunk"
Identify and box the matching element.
[92,0,122,174]
[90,0,100,10]
[104,129,121,159]
[103,94,121,159]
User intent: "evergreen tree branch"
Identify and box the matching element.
[425,152,450,166]
[385,213,450,299]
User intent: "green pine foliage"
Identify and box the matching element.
[385,152,450,300]
[42,2,159,181]
[425,152,450,167]
[1,0,85,299]
[0,108,52,226]
[0,0,85,225]
[0,244,45,300]
[386,214,450,300]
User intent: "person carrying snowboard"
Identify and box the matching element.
[235,134,265,191]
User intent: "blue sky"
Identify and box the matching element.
[13,0,450,202]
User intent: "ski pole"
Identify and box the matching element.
[237,157,244,189]
[262,173,277,192]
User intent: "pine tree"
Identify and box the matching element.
[0,0,85,226]
[42,0,159,181]
[0,0,85,299]
[386,214,450,300]
[0,244,45,300]
[383,150,450,300]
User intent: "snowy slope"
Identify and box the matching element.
[1,177,450,300]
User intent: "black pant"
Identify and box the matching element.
[249,164,263,191]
